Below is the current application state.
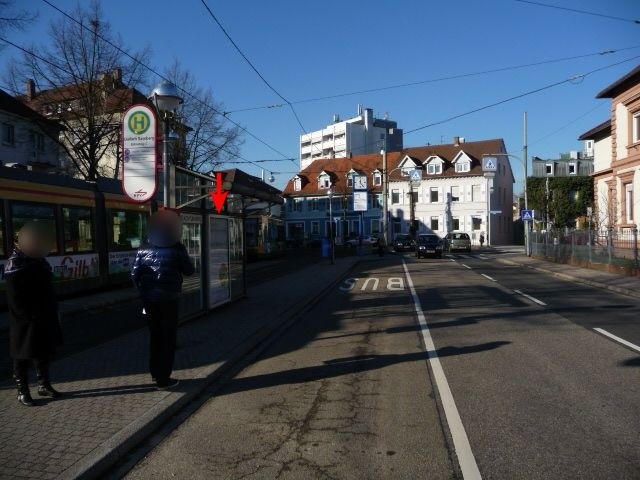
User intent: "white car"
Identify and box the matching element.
[346,236,379,247]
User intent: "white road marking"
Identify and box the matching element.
[402,260,482,480]
[481,273,497,282]
[462,264,472,269]
[513,289,547,306]
[593,328,640,354]
[478,255,489,260]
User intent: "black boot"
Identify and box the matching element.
[35,360,62,398]
[13,362,34,407]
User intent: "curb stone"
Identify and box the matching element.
[62,259,360,480]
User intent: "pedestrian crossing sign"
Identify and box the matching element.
[482,157,497,172]
[521,209,533,221]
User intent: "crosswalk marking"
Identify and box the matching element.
[446,253,488,260]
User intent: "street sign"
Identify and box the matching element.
[521,209,533,221]
[490,210,502,214]
[353,191,368,211]
[122,104,157,203]
[482,157,498,172]
[409,169,421,182]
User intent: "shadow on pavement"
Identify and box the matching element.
[218,341,510,396]
[621,357,640,367]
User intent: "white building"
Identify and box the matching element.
[0,89,62,171]
[299,105,402,169]
[388,139,514,245]
[283,137,515,246]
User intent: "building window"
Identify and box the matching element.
[430,187,439,203]
[311,221,319,235]
[625,183,633,223]
[545,163,554,175]
[427,163,442,174]
[430,217,439,231]
[393,220,401,233]
[318,176,330,189]
[451,186,460,202]
[373,171,382,186]
[293,178,302,191]
[372,194,383,209]
[568,163,577,175]
[391,189,400,204]
[295,199,303,212]
[2,123,15,146]
[309,198,319,211]
[472,184,481,201]
[452,218,460,230]
[347,175,354,187]
[633,111,640,143]
[472,217,482,230]
[455,162,470,173]
[34,132,45,153]
[371,219,381,234]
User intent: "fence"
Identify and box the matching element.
[530,229,640,272]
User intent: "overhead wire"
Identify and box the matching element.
[38,0,299,167]
[198,0,308,134]
[514,0,640,25]
[222,45,640,114]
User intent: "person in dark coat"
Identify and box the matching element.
[131,210,194,390]
[5,222,63,406]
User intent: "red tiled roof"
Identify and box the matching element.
[283,138,507,196]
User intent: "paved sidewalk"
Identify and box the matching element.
[496,250,640,299]
[0,256,360,480]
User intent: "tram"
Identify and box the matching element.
[0,166,149,307]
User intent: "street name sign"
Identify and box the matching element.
[521,209,534,221]
[122,104,157,203]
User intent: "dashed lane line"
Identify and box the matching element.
[462,264,472,270]
[593,328,640,354]
[402,260,482,480]
[481,273,497,282]
[513,289,547,306]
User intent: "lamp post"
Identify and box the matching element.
[328,186,335,265]
[148,81,183,208]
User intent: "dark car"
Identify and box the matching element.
[393,234,414,252]
[444,232,472,253]
[415,234,443,258]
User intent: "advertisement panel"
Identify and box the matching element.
[108,251,138,275]
[208,216,230,308]
[0,254,100,287]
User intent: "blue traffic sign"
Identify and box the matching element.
[521,209,533,221]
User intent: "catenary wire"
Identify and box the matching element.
[223,45,640,114]
[514,0,640,24]
[198,0,308,134]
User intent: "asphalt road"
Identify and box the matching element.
[123,251,639,479]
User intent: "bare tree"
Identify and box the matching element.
[5,1,150,180]
[0,0,37,43]
[164,59,242,172]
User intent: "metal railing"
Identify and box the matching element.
[530,228,639,269]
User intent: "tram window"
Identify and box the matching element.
[109,210,146,251]
[10,203,58,253]
[63,206,93,253]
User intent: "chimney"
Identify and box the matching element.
[364,108,373,130]
[111,67,122,84]
[25,79,36,101]
[453,136,460,146]
[459,137,465,144]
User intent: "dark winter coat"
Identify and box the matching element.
[131,241,195,303]
[5,248,63,360]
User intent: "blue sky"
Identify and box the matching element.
[2,0,639,192]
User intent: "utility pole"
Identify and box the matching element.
[523,112,530,256]
[381,136,388,248]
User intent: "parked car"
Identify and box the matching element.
[345,235,379,247]
[415,234,443,258]
[393,234,415,251]
[444,232,472,252]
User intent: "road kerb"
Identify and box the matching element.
[61,259,360,480]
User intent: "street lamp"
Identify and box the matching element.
[328,185,335,264]
[148,81,183,208]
